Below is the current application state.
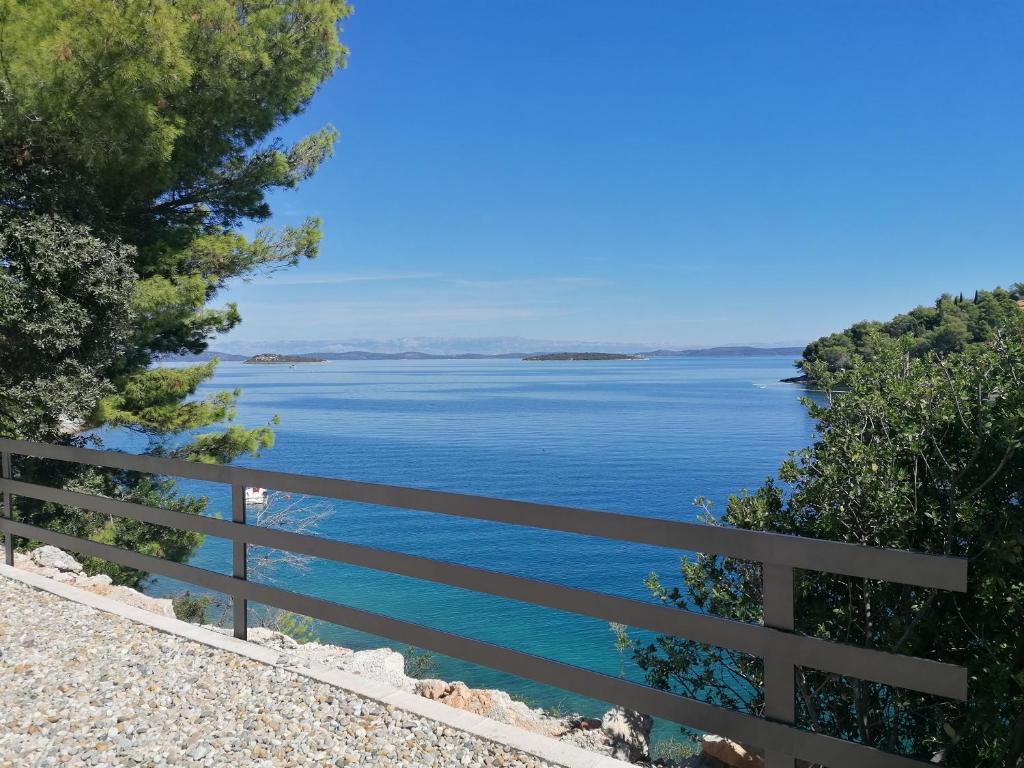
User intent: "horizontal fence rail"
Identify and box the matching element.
[0,438,968,768]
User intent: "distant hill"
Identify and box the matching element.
[307,347,801,360]
[205,336,809,357]
[159,345,805,364]
[207,336,653,357]
[304,350,526,360]
[524,352,645,361]
[648,346,803,357]
[244,353,327,364]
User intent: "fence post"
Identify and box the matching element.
[232,484,247,640]
[1,451,12,566]
[763,563,795,768]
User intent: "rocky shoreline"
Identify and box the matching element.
[12,546,759,768]
[779,373,810,384]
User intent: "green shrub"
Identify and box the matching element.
[637,318,1024,765]
[172,593,214,625]
[403,646,438,679]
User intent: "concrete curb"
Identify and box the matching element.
[0,564,631,768]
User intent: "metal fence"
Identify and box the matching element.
[0,438,967,768]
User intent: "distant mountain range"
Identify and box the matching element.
[185,336,808,357]
[161,345,804,363]
[647,346,804,357]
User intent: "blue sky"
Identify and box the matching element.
[222,1,1023,348]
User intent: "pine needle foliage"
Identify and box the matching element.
[0,0,352,583]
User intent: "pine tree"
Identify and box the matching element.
[1,0,352,581]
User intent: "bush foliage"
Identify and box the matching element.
[636,313,1024,765]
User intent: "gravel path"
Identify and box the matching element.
[0,575,557,768]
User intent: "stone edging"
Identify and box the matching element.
[0,564,631,768]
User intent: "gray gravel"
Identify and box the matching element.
[0,575,557,768]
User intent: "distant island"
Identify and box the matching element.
[161,345,805,363]
[243,353,327,364]
[647,346,802,358]
[302,351,526,360]
[523,352,645,361]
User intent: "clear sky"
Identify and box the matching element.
[221,1,1022,348]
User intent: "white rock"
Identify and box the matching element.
[30,546,83,573]
[601,707,652,763]
[246,627,300,650]
[102,586,175,618]
[77,573,113,588]
[558,721,611,755]
[336,648,415,691]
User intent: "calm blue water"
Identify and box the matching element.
[113,357,814,740]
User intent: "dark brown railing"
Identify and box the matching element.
[0,438,967,768]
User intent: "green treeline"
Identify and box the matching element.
[636,313,1024,766]
[800,284,1023,373]
[0,0,351,584]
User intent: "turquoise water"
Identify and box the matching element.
[126,357,814,739]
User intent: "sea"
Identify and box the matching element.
[102,356,816,744]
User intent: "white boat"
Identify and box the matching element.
[244,487,268,506]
